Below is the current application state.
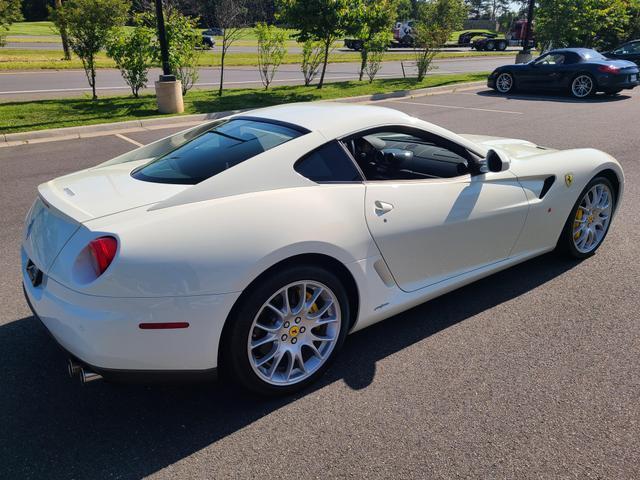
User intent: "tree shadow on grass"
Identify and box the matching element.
[0,252,579,479]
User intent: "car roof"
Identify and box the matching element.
[239,102,415,139]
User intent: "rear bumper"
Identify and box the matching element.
[597,73,640,90]
[22,251,240,376]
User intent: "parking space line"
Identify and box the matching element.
[115,133,144,147]
[388,100,523,114]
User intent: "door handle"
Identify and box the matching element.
[374,200,394,216]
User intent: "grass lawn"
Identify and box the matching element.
[0,48,514,70]
[0,73,487,134]
[5,21,58,36]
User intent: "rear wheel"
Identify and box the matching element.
[571,74,595,98]
[497,40,507,51]
[495,72,515,94]
[222,265,350,395]
[557,176,616,259]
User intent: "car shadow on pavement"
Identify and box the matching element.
[476,89,633,103]
[0,252,578,479]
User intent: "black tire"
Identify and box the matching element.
[570,73,596,98]
[557,176,616,259]
[485,40,495,51]
[221,264,351,396]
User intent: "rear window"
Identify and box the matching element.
[132,118,305,184]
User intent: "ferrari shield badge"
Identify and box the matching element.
[565,173,574,187]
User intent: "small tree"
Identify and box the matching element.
[278,0,351,89]
[300,39,324,86]
[413,0,466,81]
[0,0,23,47]
[55,0,129,100]
[106,23,155,98]
[363,35,388,82]
[139,8,202,95]
[348,0,397,82]
[215,0,248,96]
[255,23,287,90]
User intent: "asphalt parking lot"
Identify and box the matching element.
[1,87,639,479]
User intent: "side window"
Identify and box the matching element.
[342,129,472,181]
[295,141,362,183]
[563,52,579,64]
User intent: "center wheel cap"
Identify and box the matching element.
[289,325,300,337]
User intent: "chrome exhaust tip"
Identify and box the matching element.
[67,358,82,378]
[79,368,103,385]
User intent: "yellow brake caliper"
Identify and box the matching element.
[574,208,583,239]
[306,291,319,314]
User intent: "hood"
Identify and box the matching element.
[459,134,558,160]
[38,160,189,223]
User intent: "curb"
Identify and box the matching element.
[1,80,485,147]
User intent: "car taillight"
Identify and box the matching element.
[598,65,620,74]
[88,236,118,276]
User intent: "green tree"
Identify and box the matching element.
[0,0,23,47]
[139,8,202,95]
[255,23,287,90]
[413,0,467,80]
[536,0,630,50]
[106,22,155,97]
[278,0,352,89]
[54,0,128,99]
[348,0,398,81]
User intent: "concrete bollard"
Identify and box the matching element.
[155,78,184,114]
[515,52,534,64]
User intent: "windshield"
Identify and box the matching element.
[131,118,305,184]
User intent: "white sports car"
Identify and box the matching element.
[22,103,623,394]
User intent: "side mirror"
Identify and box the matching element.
[486,148,510,172]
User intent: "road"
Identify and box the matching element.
[0,56,508,101]
[1,88,639,479]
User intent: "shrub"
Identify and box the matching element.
[255,23,287,90]
[106,24,155,98]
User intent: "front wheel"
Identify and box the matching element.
[495,72,515,94]
[222,265,350,395]
[557,176,616,259]
[571,74,595,98]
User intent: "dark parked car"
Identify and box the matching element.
[487,48,640,98]
[604,40,640,66]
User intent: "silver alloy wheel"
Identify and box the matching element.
[247,280,341,386]
[572,183,613,253]
[572,75,594,98]
[496,73,513,93]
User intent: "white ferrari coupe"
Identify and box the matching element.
[22,103,624,394]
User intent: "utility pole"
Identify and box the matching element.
[515,0,535,63]
[153,0,184,113]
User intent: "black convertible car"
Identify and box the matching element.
[488,48,640,98]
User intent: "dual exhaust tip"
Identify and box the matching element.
[67,358,102,385]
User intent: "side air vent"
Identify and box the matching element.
[539,175,555,199]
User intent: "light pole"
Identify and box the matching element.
[516,0,535,63]
[153,0,184,113]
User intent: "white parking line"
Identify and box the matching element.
[114,133,144,147]
[388,99,523,114]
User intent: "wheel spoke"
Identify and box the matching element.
[267,351,285,379]
[309,299,334,319]
[251,333,277,349]
[255,346,278,368]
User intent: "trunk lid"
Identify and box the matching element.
[24,160,188,272]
